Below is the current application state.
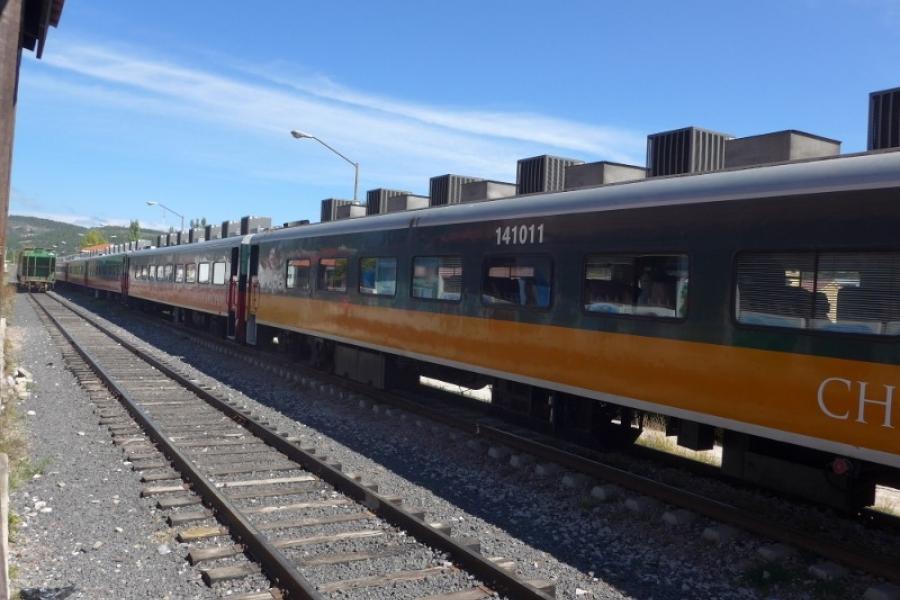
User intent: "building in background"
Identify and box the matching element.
[0,0,64,295]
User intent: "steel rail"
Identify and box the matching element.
[49,290,900,584]
[40,291,554,600]
[32,293,324,600]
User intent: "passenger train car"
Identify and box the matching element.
[57,147,900,511]
[17,247,55,291]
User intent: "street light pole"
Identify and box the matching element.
[290,130,359,203]
[145,201,185,232]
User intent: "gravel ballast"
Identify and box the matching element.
[50,289,896,600]
[7,294,218,599]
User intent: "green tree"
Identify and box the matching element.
[81,229,108,248]
[129,219,141,242]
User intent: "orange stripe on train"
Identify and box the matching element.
[255,293,900,459]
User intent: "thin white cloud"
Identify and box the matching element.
[36,39,645,175]
[257,69,644,159]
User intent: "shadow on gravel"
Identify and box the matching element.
[55,290,685,599]
[20,587,77,600]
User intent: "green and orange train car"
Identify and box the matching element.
[59,148,900,510]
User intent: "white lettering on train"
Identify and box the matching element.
[817,377,894,428]
[817,377,851,420]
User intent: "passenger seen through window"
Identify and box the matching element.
[583,254,689,318]
[482,256,552,308]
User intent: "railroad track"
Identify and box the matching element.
[30,291,556,600]
[48,289,900,589]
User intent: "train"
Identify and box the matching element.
[17,247,55,292]
[54,111,900,512]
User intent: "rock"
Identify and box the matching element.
[465,439,484,452]
[624,496,662,515]
[561,473,591,489]
[864,583,900,600]
[662,509,696,527]
[92,541,103,550]
[702,524,738,544]
[533,463,562,478]
[487,446,511,461]
[808,561,847,581]
[590,484,621,502]
[114,527,124,533]
[157,544,171,555]
[757,543,795,562]
[26,410,36,416]
[57,481,65,488]
[509,454,535,469]
[77,431,85,436]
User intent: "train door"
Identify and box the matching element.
[227,246,240,339]
[245,242,260,345]
[121,255,130,301]
[230,236,258,344]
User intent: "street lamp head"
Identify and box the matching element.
[146,201,158,207]
[290,130,313,139]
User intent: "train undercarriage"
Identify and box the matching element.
[247,321,891,512]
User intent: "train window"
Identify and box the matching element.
[584,254,689,318]
[212,262,227,285]
[318,258,347,292]
[359,257,397,296]
[198,263,211,284]
[186,263,197,284]
[412,256,462,301]
[163,264,174,281]
[175,265,185,283]
[286,259,311,292]
[149,265,157,280]
[736,251,900,335]
[482,255,552,308]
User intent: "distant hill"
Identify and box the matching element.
[6,215,164,258]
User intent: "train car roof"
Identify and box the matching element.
[62,235,243,262]
[19,248,56,257]
[125,235,244,258]
[57,148,900,260]
[252,148,900,243]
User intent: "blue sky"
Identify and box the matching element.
[10,0,900,230]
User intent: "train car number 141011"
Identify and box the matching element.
[495,223,544,246]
